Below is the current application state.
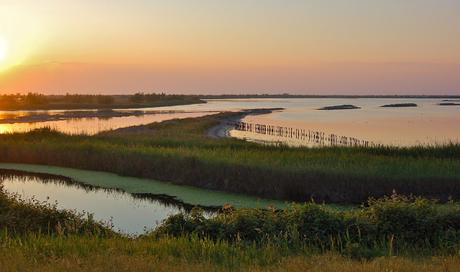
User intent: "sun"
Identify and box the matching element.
[0,36,8,63]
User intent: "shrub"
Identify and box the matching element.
[154,195,460,256]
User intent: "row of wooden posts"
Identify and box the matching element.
[232,121,375,147]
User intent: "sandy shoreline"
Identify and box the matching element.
[207,108,283,139]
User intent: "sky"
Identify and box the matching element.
[0,0,459,95]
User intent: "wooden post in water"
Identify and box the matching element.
[232,121,374,148]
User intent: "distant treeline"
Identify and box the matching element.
[0,92,204,110]
[201,94,460,99]
[2,92,459,110]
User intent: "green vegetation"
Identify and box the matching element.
[0,112,460,204]
[1,185,460,271]
[4,235,460,271]
[2,114,460,270]
[0,165,285,209]
[0,184,113,237]
[157,194,460,258]
[0,92,204,110]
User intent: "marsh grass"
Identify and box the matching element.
[1,190,460,271]
[2,184,460,270]
[1,113,460,203]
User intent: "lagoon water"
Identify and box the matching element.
[0,111,213,135]
[160,98,460,146]
[1,172,182,235]
[0,164,285,235]
[1,98,460,146]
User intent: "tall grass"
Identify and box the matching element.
[3,235,460,271]
[1,113,460,203]
[1,188,460,271]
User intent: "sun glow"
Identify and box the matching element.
[0,36,8,63]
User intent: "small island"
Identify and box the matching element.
[381,103,417,108]
[439,102,460,106]
[318,104,361,110]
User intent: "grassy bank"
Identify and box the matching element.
[3,236,460,271]
[1,186,460,271]
[0,112,460,203]
[4,236,460,272]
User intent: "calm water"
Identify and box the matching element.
[1,98,459,146]
[1,172,185,235]
[0,111,213,135]
[159,98,460,146]
[0,164,286,235]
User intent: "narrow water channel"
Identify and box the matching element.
[0,164,286,235]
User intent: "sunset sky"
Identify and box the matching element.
[0,0,459,94]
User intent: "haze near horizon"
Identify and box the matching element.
[0,0,459,95]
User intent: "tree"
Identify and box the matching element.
[96,95,114,105]
[130,92,145,103]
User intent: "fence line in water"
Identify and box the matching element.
[232,121,376,147]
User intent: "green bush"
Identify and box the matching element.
[154,195,460,256]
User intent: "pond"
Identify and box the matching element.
[0,163,286,235]
[1,171,184,235]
